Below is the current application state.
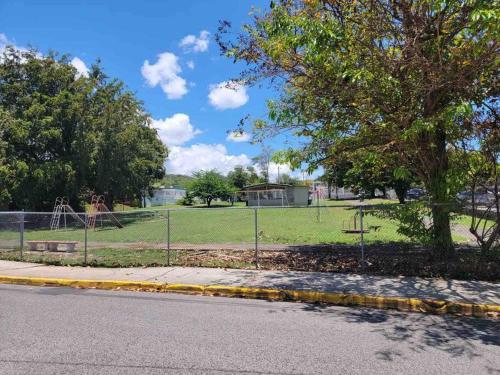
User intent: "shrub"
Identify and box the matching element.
[177,191,194,206]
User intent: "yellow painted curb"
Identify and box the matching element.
[0,275,498,319]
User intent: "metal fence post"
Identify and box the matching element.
[359,205,365,265]
[19,210,24,260]
[167,209,171,266]
[316,192,321,222]
[254,208,259,269]
[84,213,88,265]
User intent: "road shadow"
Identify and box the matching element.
[208,266,500,304]
[298,303,500,367]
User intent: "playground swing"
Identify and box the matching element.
[342,210,381,234]
[86,195,123,230]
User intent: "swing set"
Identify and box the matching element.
[342,209,381,234]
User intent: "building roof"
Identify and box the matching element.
[241,183,307,191]
[153,186,186,191]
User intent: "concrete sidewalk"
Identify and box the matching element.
[0,260,498,305]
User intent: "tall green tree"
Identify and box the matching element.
[218,0,499,259]
[246,166,261,184]
[0,47,91,209]
[252,146,273,183]
[0,109,24,209]
[319,156,351,199]
[89,78,166,209]
[279,173,299,185]
[344,151,387,199]
[0,47,167,210]
[189,170,231,207]
[227,165,249,189]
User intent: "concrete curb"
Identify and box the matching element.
[0,275,498,319]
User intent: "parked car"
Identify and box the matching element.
[406,188,425,200]
[476,192,495,205]
[457,191,472,202]
[457,190,496,205]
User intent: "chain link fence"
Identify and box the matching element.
[0,203,497,271]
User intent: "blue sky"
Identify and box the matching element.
[0,0,318,180]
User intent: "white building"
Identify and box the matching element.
[241,183,310,207]
[145,187,186,207]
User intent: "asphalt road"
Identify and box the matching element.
[0,284,498,375]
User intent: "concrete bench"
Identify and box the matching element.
[26,241,78,252]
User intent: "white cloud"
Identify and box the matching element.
[186,60,195,69]
[141,52,188,99]
[0,33,15,53]
[254,162,292,183]
[71,57,89,78]
[0,33,29,55]
[0,33,8,49]
[179,30,210,53]
[208,81,249,110]
[152,113,201,146]
[166,144,251,176]
[226,131,251,143]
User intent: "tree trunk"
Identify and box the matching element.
[327,180,332,199]
[394,184,406,204]
[207,198,212,207]
[397,193,405,205]
[429,200,454,257]
[104,192,114,211]
[427,127,455,260]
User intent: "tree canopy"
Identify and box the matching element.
[227,166,250,190]
[217,0,499,259]
[189,170,231,207]
[0,47,167,210]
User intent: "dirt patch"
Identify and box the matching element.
[173,245,500,281]
[1,243,498,281]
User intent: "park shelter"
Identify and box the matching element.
[241,183,310,207]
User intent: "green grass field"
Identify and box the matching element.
[0,203,470,247]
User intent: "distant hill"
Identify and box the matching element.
[155,174,194,189]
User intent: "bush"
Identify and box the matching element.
[177,191,195,206]
[368,202,435,245]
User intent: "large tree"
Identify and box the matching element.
[0,47,167,210]
[189,170,231,207]
[218,0,499,259]
[227,165,250,189]
[252,145,273,183]
[89,76,167,209]
[319,156,351,199]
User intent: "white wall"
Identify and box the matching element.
[145,188,186,207]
